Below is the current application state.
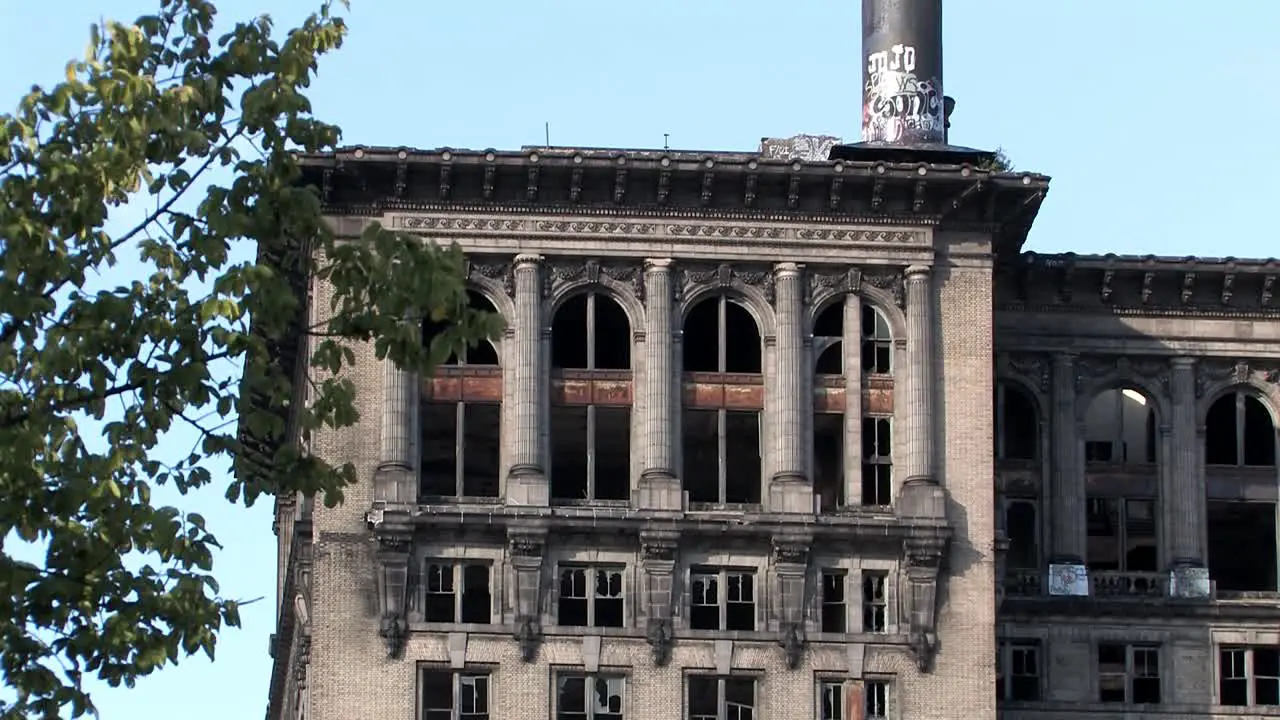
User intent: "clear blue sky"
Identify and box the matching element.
[2,1,1277,718]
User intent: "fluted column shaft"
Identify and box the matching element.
[1049,353,1085,563]
[510,255,544,478]
[843,292,863,505]
[1168,357,1205,566]
[642,259,675,479]
[774,263,806,480]
[376,318,418,504]
[902,266,935,484]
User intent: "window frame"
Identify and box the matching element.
[860,415,893,506]
[860,305,893,375]
[682,408,763,506]
[819,570,847,633]
[1219,646,1280,707]
[1206,391,1277,467]
[420,399,502,499]
[816,678,845,720]
[556,565,626,628]
[1097,642,1161,705]
[685,674,758,720]
[688,567,757,632]
[864,678,891,720]
[995,382,1039,461]
[553,671,627,720]
[996,639,1043,702]
[1085,496,1159,573]
[860,570,888,634]
[418,667,492,720]
[421,560,492,625]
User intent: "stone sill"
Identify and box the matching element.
[1001,700,1280,717]
[406,622,908,646]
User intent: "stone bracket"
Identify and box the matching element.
[374,531,413,660]
[640,530,679,665]
[772,535,811,670]
[507,529,547,662]
[902,536,946,673]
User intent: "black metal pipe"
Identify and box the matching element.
[861,0,946,147]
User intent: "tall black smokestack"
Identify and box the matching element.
[830,0,991,164]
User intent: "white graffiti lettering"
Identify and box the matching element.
[866,44,916,75]
[862,44,944,144]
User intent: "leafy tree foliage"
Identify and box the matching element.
[0,2,499,716]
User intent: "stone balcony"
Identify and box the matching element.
[1003,569,1169,599]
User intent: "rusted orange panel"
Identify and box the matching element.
[430,377,462,402]
[560,379,592,405]
[814,387,846,413]
[462,376,502,402]
[592,380,633,406]
[864,387,894,414]
[846,681,864,720]
[723,384,764,409]
[550,380,567,404]
[684,383,725,408]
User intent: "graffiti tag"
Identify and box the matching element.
[863,43,944,144]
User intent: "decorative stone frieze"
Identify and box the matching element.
[678,263,775,303]
[542,258,644,300]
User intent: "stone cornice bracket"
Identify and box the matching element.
[902,536,947,673]
[862,266,905,307]
[374,532,413,660]
[639,531,679,666]
[771,535,811,670]
[507,529,547,662]
[466,258,515,297]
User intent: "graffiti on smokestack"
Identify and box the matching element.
[863,45,943,144]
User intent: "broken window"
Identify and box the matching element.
[1005,500,1039,570]
[997,640,1042,702]
[995,383,1038,461]
[1208,500,1278,591]
[861,417,892,506]
[683,294,761,373]
[556,674,625,720]
[1085,497,1158,572]
[687,676,755,720]
[861,571,888,633]
[423,290,501,367]
[861,305,892,375]
[813,302,847,511]
[689,568,755,631]
[420,401,501,498]
[423,562,492,624]
[1098,644,1161,704]
[818,680,845,720]
[820,571,846,633]
[814,412,845,511]
[1206,392,1276,466]
[1084,388,1156,464]
[420,670,490,720]
[557,567,624,628]
[1220,647,1280,707]
[864,680,890,720]
[813,301,844,375]
[551,292,633,503]
[682,409,761,505]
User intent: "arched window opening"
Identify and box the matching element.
[1086,497,1157,573]
[813,302,843,375]
[550,292,633,503]
[681,294,763,506]
[813,301,845,511]
[422,289,500,366]
[995,383,1039,461]
[1005,500,1039,570]
[861,305,892,375]
[419,289,502,500]
[1084,388,1156,464]
[1205,392,1276,467]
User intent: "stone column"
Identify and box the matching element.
[897,265,943,519]
[843,292,864,506]
[375,321,419,505]
[638,259,681,511]
[507,254,547,506]
[1168,357,1210,597]
[1048,353,1088,595]
[770,263,812,513]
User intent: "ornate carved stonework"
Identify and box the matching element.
[641,540,677,563]
[1196,358,1280,398]
[543,259,644,301]
[772,539,810,565]
[466,259,514,296]
[1072,355,1169,397]
[795,228,918,244]
[808,267,862,305]
[508,534,544,557]
[1000,352,1050,393]
[862,267,905,307]
[678,263,775,303]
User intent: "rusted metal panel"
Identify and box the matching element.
[863,386,894,414]
[557,379,593,404]
[814,387,846,413]
[723,384,764,409]
[846,681,864,720]
[685,382,725,407]
[463,376,502,402]
[592,380,633,406]
[427,377,461,401]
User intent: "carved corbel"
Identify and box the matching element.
[1222,267,1236,305]
[772,537,811,670]
[828,176,843,211]
[640,533,678,666]
[375,535,412,660]
[902,537,946,673]
[1181,272,1196,304]
[508,531,546,662]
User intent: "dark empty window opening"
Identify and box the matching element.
[1208,501,1278,592]
[1220,647,1280,707]
[997,640,1042,702]
[420,401,501,498]
[421,669,490,720]
[861,305,892,375]
[1085,497,1157,572]
[423,289,500,367]
[682,409,761,505]
[557,567,624,628]
[552,292,631,371]
[423,562,492,624]
[1084,388,1157,464]
[690,569,755,631]
[551,405,631,502]
[820,571,846,633]
[861,417,892,506]
[683,295,762,374]
[861,571,888,633]
[996,383,1038,461]
[1005,500,1040,570]
[688,676,755,720]
[556,673,626,720]
[814,412,845,512]
[1206,392,1276,467]
[1098,643,1160,704]
[864,680,889,720]
[813,301,844,375]
[818,681,844,720]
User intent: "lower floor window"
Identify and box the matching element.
[1220,646,1280,706]
[420,669,489,720]
[819,679,890,720]
[688,675,755,720]
[556,674,625,719]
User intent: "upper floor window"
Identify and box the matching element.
[687,676,755,720]
[1220,646,1280,706]
[861,305,892,375]
[995,383,1038,461]
[1086,498,1158,574]
[1098,643,1160,704]
[423,561,491,624]
[813,301,846,511]
[861,417,893,506]
[424,290,500,367]
[1004,499,1040,571]
[820,571,847,633]
[555,673,625,720]
[684,294,761,374]
[1084,388,1156,465]
[1206,391,1276,467]
[420,669,490,720]
[997,639,1042,702]
[690,568,755,631]
[550,291,633,502]
[557,567,624,628]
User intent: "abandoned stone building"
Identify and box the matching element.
[258,2,1280,720]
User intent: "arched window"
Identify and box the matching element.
[1205,391,1276,466]
[1084,388,1156,465]
[681,294,762,505]
[1083,387,1158,575]
[860,304,894,506]
[812,301,845,512]
[549,292,633,502]
[419,290,502,499]
[995,383,1039,461]
[861,305,892,375]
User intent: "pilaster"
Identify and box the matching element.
[843,292,864,507]
[897,265,943,519]
[374,319,419,505]
[769,263,812,513]
[507,254,548,506]
[1048,353,1088,596]
[637,259,682,511]
[1168,357,1211,597]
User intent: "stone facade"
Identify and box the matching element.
[262,145,1280,720]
